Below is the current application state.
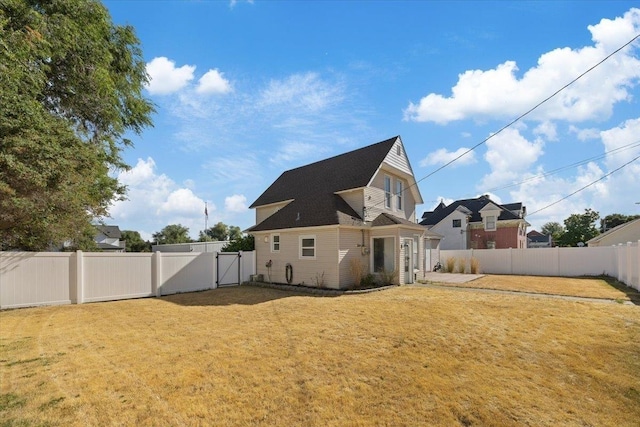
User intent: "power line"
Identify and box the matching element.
[527,154,640,217]
[478,140,640,194]
[395,32,640,209]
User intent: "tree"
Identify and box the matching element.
[229,225,242,241]
[557,209,600,247]
[153,224,192,245]
[121,230,151,252]
[600,214,640,232]
[0,1,154,250]
[540,222,565,244]
[199,222,230,241]
[222,235,255,252]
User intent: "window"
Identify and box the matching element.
[271,234,280,252]
[299,235,315,259]
[384,176,391,209]
[485,215,496,231]
[397,145,402,156]
[396,180,403,210]
[452,219,462,228]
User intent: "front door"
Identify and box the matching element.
[404,239,414,284]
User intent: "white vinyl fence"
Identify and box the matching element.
[440,241,639,291]
[0,250,256,309]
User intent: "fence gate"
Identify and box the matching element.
[216,252,241,287]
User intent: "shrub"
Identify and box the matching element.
[377,268,398,286]
[350,258,365,287]
[360,274,376,288]
[445,257,456,273]
[311,272,325,288]
[455,257,466,273]
[470,257,480,274]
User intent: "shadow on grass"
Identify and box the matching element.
[161,284,337,307]
[600,276,640,306]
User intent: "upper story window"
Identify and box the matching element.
[299,235,316,259]
[396,180,403,211]
[271,234,280,252]
[452,219,461,228]
[384,176,391,209]
[485,215,496,231]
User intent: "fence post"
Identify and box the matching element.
[152,251,162,297]
[75,250,84,304]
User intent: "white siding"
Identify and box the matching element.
[365,172,416,222]
[431,211,469,250]
[338,189,365,220]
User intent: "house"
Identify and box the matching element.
[94,225,126,252]
[587,218,640,247]
[247,136,441,289]
[419,195,529,250]
[527,230,552,248]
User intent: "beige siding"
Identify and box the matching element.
[365,171,416,222]
[255,228,341,289]
[382,137,412,175]
[337,188,365,219]
[338,228,370,286]
[255,201,290,225]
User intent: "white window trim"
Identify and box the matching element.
[271,233,280,253]
[395,179,403,211]
[384,175,392,209]
[299,235,316,259]
[485,215,497,231]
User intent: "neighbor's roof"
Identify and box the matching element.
[250,136,399,209]
[420,195,526,226]
[586,218,640,245]
[95,225,122,238]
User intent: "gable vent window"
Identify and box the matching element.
[384,176,391,209]
[397,145,402,156]
[452,219,461,228]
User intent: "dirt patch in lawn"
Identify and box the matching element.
[1,286,639,426]
[423,274,639,302]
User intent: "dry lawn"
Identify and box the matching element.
[430,274,640,302]
[1,284,639,426]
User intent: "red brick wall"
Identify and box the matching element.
[470,226,523,249]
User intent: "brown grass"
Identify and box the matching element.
[440,274,640,301]
[1,284,639,426]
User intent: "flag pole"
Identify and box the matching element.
[204,202,208,235]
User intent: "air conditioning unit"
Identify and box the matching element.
[250,274,264,282]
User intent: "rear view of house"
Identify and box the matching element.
[420,196,529,250]
[248,136,441,289]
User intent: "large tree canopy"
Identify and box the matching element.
[557,209,600,247]
[0,0,154,250]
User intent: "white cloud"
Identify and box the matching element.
[533,121,557,141]
[145,57,196,95]
[108,157,211,239]
[197,69,232,95]
[419,147,477,167]
[269,140,326,166]
[404,8,640,124]
[569,125,601,141]
[225,194,248,213]
[259,72,344,113]
[479,128,545,190]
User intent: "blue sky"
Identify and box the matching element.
[103,1,640,240]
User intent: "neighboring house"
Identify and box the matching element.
[419,195,529,250]
[527,230,552,248]
[587,218,640,247]
[95,225,126,252]
[247,136,441,289]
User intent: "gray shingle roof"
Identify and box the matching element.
[420,195,525,226]
[248,137,400,232]
[250,136,399,208]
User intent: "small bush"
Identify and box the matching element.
[312,272,326,288]
[350,258,365,286]
[470,257,480,274]
[360,274,376,288]
[455,257,466,273]
[445,257,456,273]
[377,268,398,286]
